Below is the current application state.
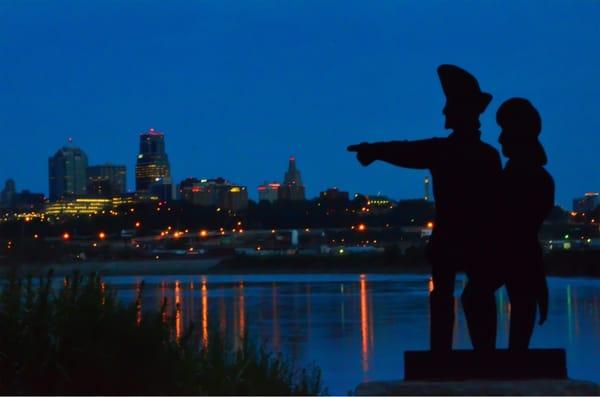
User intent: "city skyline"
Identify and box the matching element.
[2,2,600,207]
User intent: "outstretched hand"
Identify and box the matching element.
[347,142,376,166]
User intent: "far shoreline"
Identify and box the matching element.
[1,251,599,279]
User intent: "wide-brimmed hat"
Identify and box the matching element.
[437,64,493,113]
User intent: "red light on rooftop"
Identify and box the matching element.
[143,127,163,136]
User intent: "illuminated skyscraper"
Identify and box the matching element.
[135,128,171,193]
[278,157,305,201]
[49,143,88,201]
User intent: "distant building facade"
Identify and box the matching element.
[258,182,280,203]
[49,145,88,201]
[45,197,111,216]
[14,190,46,212]
[87,164,126,197]
[278,157,305,201]
[319,187,349,203]
[0,179,16,208]
[179,177,248,210]
[135,128,172,194]
[573,192,599,212]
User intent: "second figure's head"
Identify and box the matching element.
[497,98,546,165]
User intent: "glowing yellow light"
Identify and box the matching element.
[200,230,208,237]
[358,224,366,231]
[427,221,434,228]
[135,221,141,228]
[62,232,70,240]
[99,232,106,240]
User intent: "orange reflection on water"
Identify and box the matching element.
[239,281,246,341]
[174,281,182,341]
[135,282,142,326]
[201,278,209,348]
[359,274,370,373]
[272,283,281,351]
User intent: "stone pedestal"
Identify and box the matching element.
[404,349,567,380]
[354,379,600,396]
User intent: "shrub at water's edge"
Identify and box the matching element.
[0,270,325,395]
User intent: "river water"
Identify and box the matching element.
[104,274,600,395]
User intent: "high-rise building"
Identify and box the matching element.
[278,156,305,201]
[87,164,126,197]
[573,192,599,212]
[135,128,171,194]
[0,179,16,208]
[424,176,431,201]
[258,182,280,203]
[49,144,88,201]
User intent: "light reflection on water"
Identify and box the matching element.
[108,274,600,395]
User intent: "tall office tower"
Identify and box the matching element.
[135,128,171,193]
[257,182,280,203]
[278,156,306,201]
[48,143,88,201]
[424,176,431,201]
[87,164,127,197]
[0,179,16,208]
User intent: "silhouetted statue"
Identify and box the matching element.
[348,65,503,351]
[497,98,554,350]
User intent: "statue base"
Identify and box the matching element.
[404,349,567,380]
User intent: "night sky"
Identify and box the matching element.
[1,1,599,207]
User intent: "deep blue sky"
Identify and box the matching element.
[1,1,599,207]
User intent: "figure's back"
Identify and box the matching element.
[427,132,502,262]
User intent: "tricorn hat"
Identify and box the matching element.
[437,64,492,113]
